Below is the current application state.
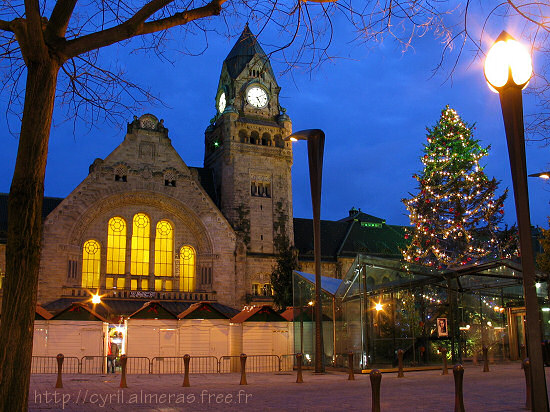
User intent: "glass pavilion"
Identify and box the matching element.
[293,255,549,369]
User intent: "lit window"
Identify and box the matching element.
[263,283,273,296]
[179,245,196,292]
[82,240,101,288]
[251,283,261,296]
[154,220,173,277]
[131,279,138,291]
[107,217,126,275]
[131,213,150,276]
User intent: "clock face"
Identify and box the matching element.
[218,92,226,114]
[246,86,268,108]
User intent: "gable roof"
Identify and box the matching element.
[35,305,53,320]
[230,305,286,323]
[224,24,275,80]
[177,302,230,319]
[51,302,109,322]
[128,301,178,319]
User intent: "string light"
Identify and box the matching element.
[402,106,510,268]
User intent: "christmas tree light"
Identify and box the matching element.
[402,106,509,269]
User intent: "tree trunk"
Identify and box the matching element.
[0,59,59,412]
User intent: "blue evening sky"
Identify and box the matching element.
[0,7,548,229]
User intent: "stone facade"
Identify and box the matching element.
[38,114,243,307]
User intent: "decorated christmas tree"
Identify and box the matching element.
[402,106,508,269]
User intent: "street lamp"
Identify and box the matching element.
[286,129,325,373]
[529,171,550,180]
[484,31,549,412]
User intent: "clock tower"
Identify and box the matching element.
[204,25,294,256]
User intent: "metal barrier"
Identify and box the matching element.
[219,355,280,373]
[151,356,219,374]
[31,356,80,374]
[80,356,107,374]
[33,354,296,375]
[126,357,151,374]
[280,354,296,371]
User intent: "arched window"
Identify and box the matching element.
[366,276,375,291]
[179,245,196,292]
[106,217,126,275]
[154,220,173,277]
[131,213,150,276]
[82,240,101,288]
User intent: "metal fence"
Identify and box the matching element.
[31,356,80,374]
[31,354,293,375]
[151,356,218,374]
[219,355,280,373]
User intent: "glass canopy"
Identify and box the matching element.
[293,255,548,370]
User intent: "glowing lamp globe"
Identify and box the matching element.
[91,294,101,304]
[484,31,532,92]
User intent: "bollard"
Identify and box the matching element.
[482,346,489,372]
[239,353,247,385]
[370,369,382,412]
[296,353,304,383]
[119,354,128,388]
[441,348,448,375]
[522,358,532,410]
[397,349,404,378]
[55,353,64,388]
[453,364,465,412]
[182,354,190,387]
[348,352,355,381]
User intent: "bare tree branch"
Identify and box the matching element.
[0,19,13,32]
[45,0,78,39]
[63,0,226,59]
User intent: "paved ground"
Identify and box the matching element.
[29,362,548,411]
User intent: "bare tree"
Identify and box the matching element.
[0,2,461,409]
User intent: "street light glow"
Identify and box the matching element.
[375,302,383,312]
[484,32,532,91]
[91,294,101,304]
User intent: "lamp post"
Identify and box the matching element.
[484,31,549,411]
[286,129,325,373]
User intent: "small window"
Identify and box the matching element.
[67,260,78,279]
[114,165,128,182]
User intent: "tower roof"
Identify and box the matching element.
[224,24,274,79]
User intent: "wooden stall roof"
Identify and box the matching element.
[230,305,287,323]
[35,305,53,320]
[177,302,230,320]
[127,301,177,319]
[51,302,109,322]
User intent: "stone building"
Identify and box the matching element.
[0,26,407,318]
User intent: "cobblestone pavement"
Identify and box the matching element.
[29,363,550,411]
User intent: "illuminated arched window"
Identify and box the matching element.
[179,245,196,292]
[154,220,173,277]
[82,240,101,288]
[107,217,126,274]
[131,213,150,276]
